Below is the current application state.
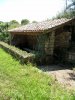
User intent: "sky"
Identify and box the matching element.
[0,0,66,23]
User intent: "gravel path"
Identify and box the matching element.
[39,65,75,89]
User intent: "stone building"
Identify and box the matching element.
[9,18,75,64]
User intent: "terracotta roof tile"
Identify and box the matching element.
[9,18,73,33]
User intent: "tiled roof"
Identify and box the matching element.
[9,18,73,33]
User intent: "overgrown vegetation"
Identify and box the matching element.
[0,41,48,65]
[0,19,37,43]
[0,20,20,43]
[0,22,9,42]
[55,10,75,19]
[0,41,35,64]
[0,48,75,100]
[21,19,30,25]
[54,0,75,19]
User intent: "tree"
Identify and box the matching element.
[55,0,75,19]
[9,20,20,29]
[0,22,9,42]
[21,19,30,25]
[32,21,37,23]
[0,20,20,43]
[66,0,75,18]
[0,21,3,24]
[66,0,68,9]
[66,0,75,9]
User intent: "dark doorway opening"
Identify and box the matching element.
[12,34,37,53]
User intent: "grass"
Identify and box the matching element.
[0,48,75,100]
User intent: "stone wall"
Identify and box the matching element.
[45,31,55,55]
[0,42,36,64]
[54,31,71,62]
[55,32,71,48]
[68,52,75,61]
[36,32,55,64]
[36,32,55,54]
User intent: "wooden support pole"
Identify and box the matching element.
[9,33,12,45]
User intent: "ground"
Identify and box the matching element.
[0,48,75,100]
[39,65,75,89]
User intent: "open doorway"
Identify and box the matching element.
[11,34,37,52]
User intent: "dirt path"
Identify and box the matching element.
[39,65,75,89]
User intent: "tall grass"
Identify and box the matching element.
[0,48,75,100]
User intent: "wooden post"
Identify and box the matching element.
[9,33,12,45]
[9,33,14,45]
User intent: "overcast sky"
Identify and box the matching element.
[0,0,65,23]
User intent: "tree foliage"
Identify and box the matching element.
[0,19,30,43]
[32,21,37,23]
[21,19,30,25]
[0,22,9,42]
[0,20,20,43]
[55,0,75,19]
[9,20,20,29]
[66,0,75,9]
